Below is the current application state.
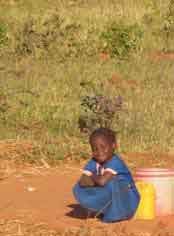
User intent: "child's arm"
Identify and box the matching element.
[79,160,96,187]
[79,174,96,187]
[91,171,114,186]
[79,170,115,187]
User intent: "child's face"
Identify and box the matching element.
[90,135,115,164]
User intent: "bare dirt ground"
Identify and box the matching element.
[0,160,174,236]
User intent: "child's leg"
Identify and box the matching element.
[73,183,111,213]
[102,178,139,222]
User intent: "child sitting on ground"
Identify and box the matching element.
[73,127,140,222]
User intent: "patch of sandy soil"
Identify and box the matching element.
[0,160,174,236]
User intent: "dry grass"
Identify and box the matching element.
[0,219,59,236]
[0,140,33,158]
[0,219,173,236]
[0,0,174,161]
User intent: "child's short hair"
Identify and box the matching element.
[89,127,116,145]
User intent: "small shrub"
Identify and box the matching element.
[0,23,7,47]
[15,14,84,59]
[79,95,123,133]
[15,15,63,56]
[161,0,174,51]
[100,22,144,58]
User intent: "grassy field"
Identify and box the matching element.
[0,0,174,164]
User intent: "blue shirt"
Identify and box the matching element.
[83,154,135,186]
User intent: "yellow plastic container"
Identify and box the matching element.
[135,181,155,219]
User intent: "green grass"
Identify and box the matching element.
[0,0,174,163]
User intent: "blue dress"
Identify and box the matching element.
[73,155,140,222]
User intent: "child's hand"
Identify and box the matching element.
[79,174,96,187]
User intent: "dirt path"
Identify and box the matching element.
[0,165,174,235]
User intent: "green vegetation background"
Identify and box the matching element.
[0,0,174,165]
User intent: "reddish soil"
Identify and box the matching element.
[99,52,110,61]
[150,52,174,61]
[108,73,138,89]
[0,163,174,235]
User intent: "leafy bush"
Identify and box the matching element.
[101,22,144,58]
[79,95,123,133]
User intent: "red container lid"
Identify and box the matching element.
[135,168,174,177]
[136,168,174,172]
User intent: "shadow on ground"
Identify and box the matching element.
[66,204,102,220]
